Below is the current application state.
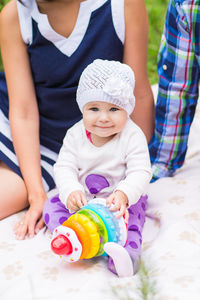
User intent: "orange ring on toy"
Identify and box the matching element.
[69,213,100,259]
[63,218,91,259]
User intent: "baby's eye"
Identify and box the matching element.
[110,107,119,112]
[89,107,99,111]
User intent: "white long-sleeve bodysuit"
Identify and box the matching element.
[54,118,152,209]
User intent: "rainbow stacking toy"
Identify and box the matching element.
[51,198,128,262]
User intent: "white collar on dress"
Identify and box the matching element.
[30,0,108,57]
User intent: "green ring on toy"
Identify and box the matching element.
[78,208,108,256]
[83,203,117,245]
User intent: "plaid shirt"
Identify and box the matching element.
[149,0,200,181]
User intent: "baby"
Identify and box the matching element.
[43,59,152,277]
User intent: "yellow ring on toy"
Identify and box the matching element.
[69,213,100,259]
[63,218,91,259]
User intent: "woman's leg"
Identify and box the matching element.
[0,162,28,219]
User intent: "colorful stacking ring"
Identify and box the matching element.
[83,203,118,244]
[68,213,100,259]
[78,208,108,256]
[88,198,121,239]
[89,198,128,246]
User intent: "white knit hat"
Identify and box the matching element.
[76,59,135,115]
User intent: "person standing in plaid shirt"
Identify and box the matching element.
[149,0,200,181]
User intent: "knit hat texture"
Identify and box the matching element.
[76,59,135,115]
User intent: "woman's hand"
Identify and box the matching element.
[106,190,129,223]
[67,190,87,212]
[14,192,47,240]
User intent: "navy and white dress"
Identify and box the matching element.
[0,0,125,192]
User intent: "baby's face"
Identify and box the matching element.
[83,101,127,139]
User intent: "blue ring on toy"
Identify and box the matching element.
[91,203,122,242]
[83,203,119,245]
[87,199,122,242]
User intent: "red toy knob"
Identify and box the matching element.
[51,234,73,255]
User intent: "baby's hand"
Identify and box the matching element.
[67,190,87,212]
[106,190,129,223]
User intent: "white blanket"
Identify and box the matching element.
[1,85,200,300]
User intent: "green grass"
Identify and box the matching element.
[146,0,168,84]
[0,0,7,71]
[110,261,158,300]
[0,0,168,83]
